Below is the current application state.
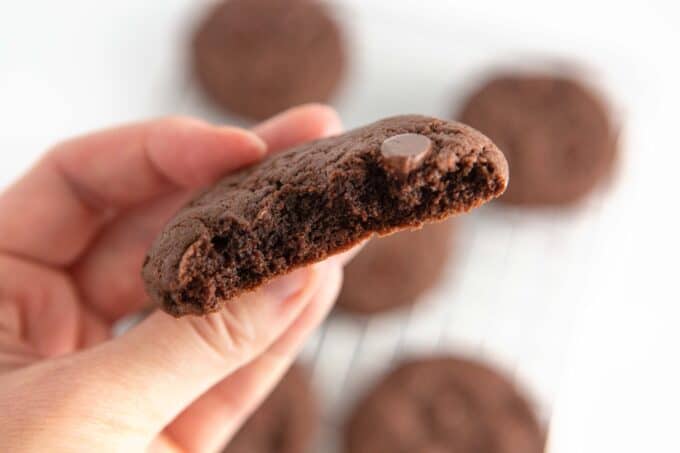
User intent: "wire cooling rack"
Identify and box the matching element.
[298,190,611,451]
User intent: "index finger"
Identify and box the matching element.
[0,117,266,266]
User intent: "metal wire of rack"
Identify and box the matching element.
[293,187,610,452]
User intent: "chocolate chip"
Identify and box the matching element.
[380,133,432,175]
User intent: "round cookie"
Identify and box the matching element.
[224,364,318,453]
[337,220,455,315]
[459,74,617,205]
[192,0,346,120]
[344,356,544,453]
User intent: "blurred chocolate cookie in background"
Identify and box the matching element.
[193,0,347,120]
[344,356,544,453]
[337,220,456,315]
[224,364,318,453]
[459,74,617,205]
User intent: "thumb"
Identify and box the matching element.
[16,263,330,451]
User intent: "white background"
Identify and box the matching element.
[1,1,679,452]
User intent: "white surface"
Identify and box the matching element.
[1,1,679,452]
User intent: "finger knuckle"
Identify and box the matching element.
[188,302,258,360]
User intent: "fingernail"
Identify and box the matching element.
[328,241,367,266]
[323,116,343,137]
[250,111,287,138]
[242,130,268,154]
[221,126,268,156]
[263,267,314,301]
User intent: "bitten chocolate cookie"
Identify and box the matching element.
[192,0,346,120]
[224,364,317,453]
[459,74,617,205]
[337,220,455,314]
[345,356,545,453]
[143,115,508,317]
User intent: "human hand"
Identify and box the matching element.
[0,104,345,452]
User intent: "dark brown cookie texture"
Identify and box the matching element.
[143,115,508,317]
[459,74,617,205]
[337,220,455,314]
[223,364,317,453]
[192,0,346,120]
[345,356,545,453]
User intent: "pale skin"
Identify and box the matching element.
[0,104,351,452]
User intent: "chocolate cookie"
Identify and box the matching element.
[337,220,455,314]
[192,0,346,120]
[224,364,317,453]
[459,74,617,205]
[345,356,544,453]
[143,115,508,317]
